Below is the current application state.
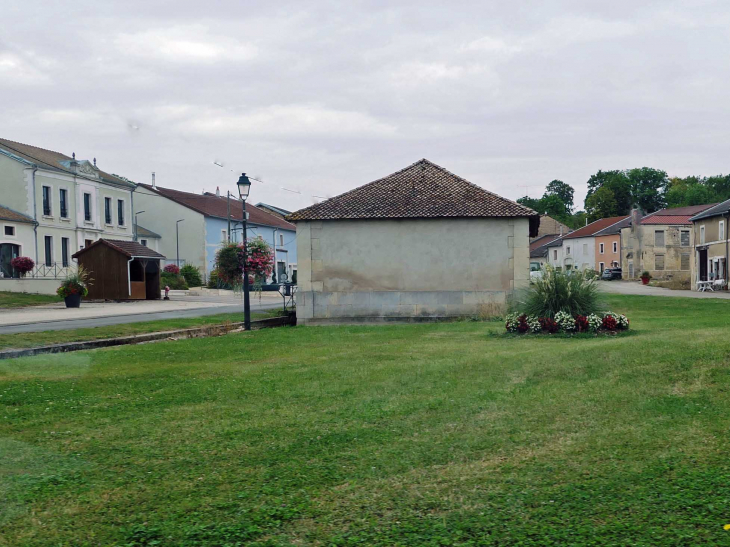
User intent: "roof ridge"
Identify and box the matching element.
[0,137,72,159]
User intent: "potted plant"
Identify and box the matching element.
[57,267,92,308]
[640,271,651,285]
[10,256,34,278]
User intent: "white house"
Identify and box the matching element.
[547,216,628,272]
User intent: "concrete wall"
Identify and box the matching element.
[595,234,620,272]
[691,216,728,288]
[0,278,60,295]
[621,224,692,281]
[563,237,594,271]
[295,217,529,324]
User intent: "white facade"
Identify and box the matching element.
[546,237,595,271]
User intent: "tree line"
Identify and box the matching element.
[517,168,730,230]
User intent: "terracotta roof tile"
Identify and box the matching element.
[641,203,717,225]
[137,184,295,231]
[73,239,166,259]
[563,216,629,239]
[640,215,696,225]
[0,204,35,224]
[286,159,538,222]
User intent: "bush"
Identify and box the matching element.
[57,266,92,298]
[180,264,202,287]
[510,265,603,319]
[163,264,180,275]
[506,310,629,335]
[161,272,188,290]
[10,256,34,275]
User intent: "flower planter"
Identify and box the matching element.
[641,277,650,285]
[64,293,82,308]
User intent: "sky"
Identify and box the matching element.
[2,0,730,213]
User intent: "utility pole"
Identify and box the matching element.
[227,192,231,242]
[176,219,185,267]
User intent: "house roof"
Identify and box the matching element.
[593,216,633,236]
[136,225,161,239]
[0,204,35,224]
[546,236,565,248]
[0,137,136,189]
[689,199,730,222]
[72,239,166,260]
[255,203,292,216]
[286,159,539,226]
[641,203,717,225]
[535,216,570,239]
[562,216,629,239]
[530,235,561,258]
[137,184,295,231]
[529,233,561,252]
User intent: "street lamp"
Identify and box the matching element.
[134,210,145,242]
[176,219,185,267]
[237,173,252,331]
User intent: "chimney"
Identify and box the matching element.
[631,208,641,231]
[151,172,156,189]
[216,186,220,197]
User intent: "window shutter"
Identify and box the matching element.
[681,253,690,271]
[655,254,665,270]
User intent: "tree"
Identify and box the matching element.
[666,176,712,207]
[517,196,542,211]
[585,170,632,215]
[540,194,569,220]
[544,179,574,213]
[585,186,618,222]
[627,167,668,213]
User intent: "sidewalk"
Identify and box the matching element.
[598,280,730,299]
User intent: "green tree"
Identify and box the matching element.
[517,196,542,211]
[627,167,668,213]
[585,170,632,215]
[544,179,574,213]
[585,187,618,222]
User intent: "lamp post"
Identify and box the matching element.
[176,219,185,267]
[134,210,145,242]
[237,173,252,331]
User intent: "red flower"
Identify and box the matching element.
[602,315,617,331]
[574,315,589,332]
[539,317,559,333]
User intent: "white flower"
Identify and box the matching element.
[587,313,602,332]
[555,311,576,331]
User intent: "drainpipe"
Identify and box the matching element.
[725,213,729,284]
[127,257,134,296]
[31,166,38,263]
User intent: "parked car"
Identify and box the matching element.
[602,267,622,280]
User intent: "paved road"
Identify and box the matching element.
[598,280,730,299]
[0,298,285,334]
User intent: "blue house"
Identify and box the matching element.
[136,183,297,283]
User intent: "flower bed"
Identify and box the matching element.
[505,311,629,335]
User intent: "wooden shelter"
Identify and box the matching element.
[72,239,166,300]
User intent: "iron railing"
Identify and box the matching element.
[0,262,78,280]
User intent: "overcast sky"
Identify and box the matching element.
[2,1,729,212]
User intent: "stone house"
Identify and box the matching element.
[620,204,716,281]
[688,199,730,288]
[532,215,570,241]
[287,159,539,325]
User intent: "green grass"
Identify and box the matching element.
[2,294,730,545]
[0,291,61,309]
[0,309,283,351]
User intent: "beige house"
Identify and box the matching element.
[688,200,730,289]
[287,159,539,325]
[532,215,570,241]
[620,204,716,281]
[0,138,138,293]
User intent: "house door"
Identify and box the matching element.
[699,249,708,281]
[0,243,20,278]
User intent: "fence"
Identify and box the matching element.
[0,262,77,281]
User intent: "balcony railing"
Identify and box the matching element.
[43,204,52,216]
[0,262,77,280]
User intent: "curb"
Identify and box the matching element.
[0,315,295,360]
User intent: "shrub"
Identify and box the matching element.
[640,271,651,280]
[180,264,202,287]
[602,314,617,331]
[587,314,603,332]
[213,240,274,287]
[161,272,188,290]
[10,256,34,275]
[574,315,589,332]
[510,265,603,319]
[163,264,180,275]
[539,317,559,333]
[57,266,92,298]
[554,310,576,331]
[584,268,598,279]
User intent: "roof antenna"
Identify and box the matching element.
[93,157,97,167]
[72,152,75,159]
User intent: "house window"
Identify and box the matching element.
[222,229,227,242]
[681,253,690,271]
[105,197,112,224]
[655,254,665,270]
[599,243,604,254]
[83,193,92,222]
[84,239,93,248]
[721,220,725,241]
[140,239,148,247]
[612,241,617,253]
[654,230,665,247]
[681,230,690,246]
[59,189,68,218]
[117,200,125,226]
[42,186,52,216]
[279,234,284,246]
[566,246,571,256]
[700,226,705,244]
[583,243,588,254]
[61,237,69,267]
[4,226,14,236]
[599,262,605,272]
[553,250,557,260]
[628,262,634,278]
[44,235,53,266]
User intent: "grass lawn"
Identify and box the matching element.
[2,294,730,545]
[0,291,61,309]
[0,309,284,351]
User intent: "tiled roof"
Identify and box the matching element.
[0,137,136,189]
[689,199,730,222]
[137,184,295,231]
[530,233,561,252]
[530,235,560,258]
[136,225,161,239]
[546,236,565,248]
[562,216,629,239]
[641,203,717,225]
[255,203,292,217]
[286,159,538,223]
[73,239,166,259]
[0,204,35,224]
[593,216,632,236]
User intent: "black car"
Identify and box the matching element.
[602,267,622,280]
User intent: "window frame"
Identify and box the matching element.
[599,261,605,272]
[44,235,53,266]
[655,253,665,271]
[721,220,725,241]
[61,237,70,267]
[59,188,69,219]
[104,197,113,225]
[599,242,604,254]
[83,193,92,222]
[117,199,125,226]
[654,230,665,247]
[3,225,15,237]
[42,185,52,216]
[680,253,690,271]
[279,233,284,246]
[681,230,690,247]
[700,226,706,244]
[612,241,618,253]
[140,239,148,247]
